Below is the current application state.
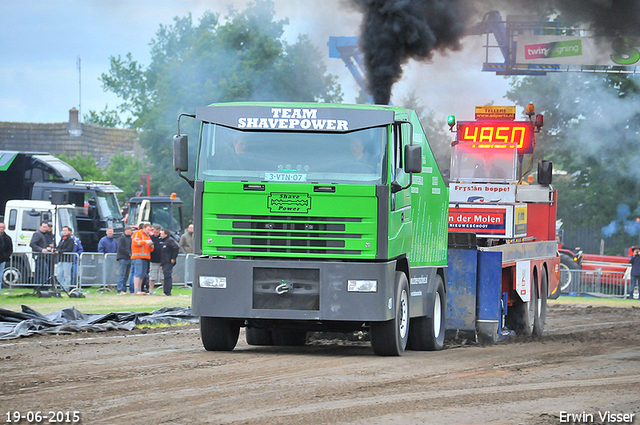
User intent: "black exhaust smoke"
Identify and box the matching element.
[353,0,640,105]
[353,0,473,105]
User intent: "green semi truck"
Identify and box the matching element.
[174,103,448,355]
[173,102,559,356]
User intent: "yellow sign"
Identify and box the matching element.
[475,106,516,120]
[514,204,528,235]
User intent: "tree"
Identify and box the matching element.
[83,106,126,128]
[507,72,640,254]
[104,153,148,200]
[58,153,104,181]
[94,1,343,222]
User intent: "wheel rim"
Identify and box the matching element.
[2,268,20,287]
[433,291,442,339]
[399,289,408,339]
[559,263,572,291]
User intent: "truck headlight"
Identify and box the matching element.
[199,276,227,288]
[347,279,377,292]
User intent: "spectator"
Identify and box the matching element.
[0,222,13,282]
[131,222,154,295]
[70,227,83,286]
[179,224,194,254]
[629,246,640,299]
[98,227,118,254]
[160,228,179,296]
[148,224,163,295]
[116,226,134,295]
[45,222,54,247]
[55,226,75,291]
[30,221,53,289]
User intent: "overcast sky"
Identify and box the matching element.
[0,0,511,125]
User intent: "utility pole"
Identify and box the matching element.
[77,56,82,122]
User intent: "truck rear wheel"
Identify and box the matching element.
[407,274,445,351]
[560,254,579,291]
[533,270,548,336]
[506,276,537,337]
[370,272,410,356]
[245,327,274,346]
[200,316,240,351]
[271,329,307,346]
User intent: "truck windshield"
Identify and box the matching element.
[197,124,387,184]
[96,192,121,219]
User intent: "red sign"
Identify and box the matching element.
[448,207,507,235]
[456,121,534,154]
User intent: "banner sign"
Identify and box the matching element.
[448,203,527,238]
[515,35,640,66]
[449,183,516,203]
[475,106,516,120]
[196,105,395,132]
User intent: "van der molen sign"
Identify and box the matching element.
[196,105,395,132]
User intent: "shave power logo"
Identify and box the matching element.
[268,193,311,213]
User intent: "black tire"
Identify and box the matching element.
[506,274,537,337]
[245,327,274,346]
[200,316,240,351]
[407,274,445,351]
[560,254,579,292]
[533,270,548,337]
[271,329,307,346]
[370,272,410,356]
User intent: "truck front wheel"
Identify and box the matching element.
[407,274,445,351]
[200,316,240,351]
[370,272,410,356]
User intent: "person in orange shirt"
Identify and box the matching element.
[131,222,154,295]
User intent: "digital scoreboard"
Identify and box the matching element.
[456,121,535,154]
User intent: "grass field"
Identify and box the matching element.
[550,294,640,307]
[2,286,637,317]
[0,286,192,315]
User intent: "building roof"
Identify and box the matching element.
[0,109,139,161]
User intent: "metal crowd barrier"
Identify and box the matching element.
[560,269,636,298]
[1,252,196,290]
[0,251,79,291]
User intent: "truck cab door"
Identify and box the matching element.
[388,122,413,257]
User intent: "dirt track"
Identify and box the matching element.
[1,303,639,425]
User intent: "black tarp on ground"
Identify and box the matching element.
[0,306,198,340]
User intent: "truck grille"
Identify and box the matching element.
[214,214,363,255]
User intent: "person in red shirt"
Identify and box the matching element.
[131,222,154,295]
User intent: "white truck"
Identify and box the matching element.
[2,200,77,287]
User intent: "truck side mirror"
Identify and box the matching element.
[404,144,422,174]
[173,135,189,172]
[51,190,68,205]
